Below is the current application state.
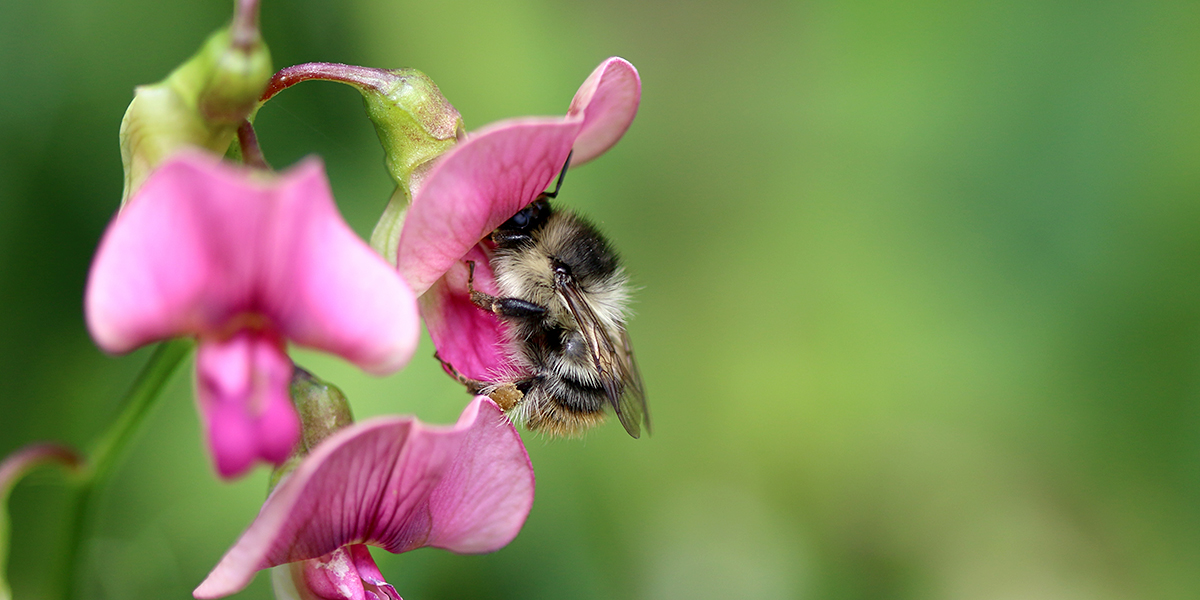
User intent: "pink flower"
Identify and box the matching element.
[193,397,535,599]
[391,57,641,381]
[85,151,420,478]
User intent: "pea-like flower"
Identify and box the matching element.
[390,57,641,382]
[85,151,420,478]
[192,396,534,600]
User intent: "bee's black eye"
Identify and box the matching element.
[498,198,551,235]
[509,207,533,229]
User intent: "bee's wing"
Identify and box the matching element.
[616,326,649,436]
[556,281,649,438]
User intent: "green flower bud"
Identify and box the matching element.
[119,26,272,205]
[261,64,463,262]
[269,367,354,491]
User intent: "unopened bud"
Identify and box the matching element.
[269,367,353,491]
[120,26,272,205]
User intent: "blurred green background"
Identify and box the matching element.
[4,0,1200,598]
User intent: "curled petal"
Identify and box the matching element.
[194,397,535,599]
[421,249,509,381]
[568,57,642,166]
[395,119,579,295]
[197,330,300,478]
[85,151,419,373]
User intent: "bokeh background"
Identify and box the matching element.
[4,0,1200,598]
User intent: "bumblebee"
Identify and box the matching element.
[440,159,648,438]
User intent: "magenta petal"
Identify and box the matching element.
[282,546,400,600]
[194,397,534,599]
[395,119,581,295]
[296,548,369,600]
[85,151,419,375]
[85,152,245,353]
[196,330,300,478]
[420,248,510,381]
[567,57,642,166]
[263,160,420,375]
[349,545,402,600]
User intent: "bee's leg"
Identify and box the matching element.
[491,230,532,246]
[542,150,573,199]
[434,352,525,411]
[466,260,547,318]
[434,352,490,395]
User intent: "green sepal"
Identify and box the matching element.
[119,26,272,205]
[357,69,462,262]
[268,368,355,492]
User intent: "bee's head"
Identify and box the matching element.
[499,197,552,233]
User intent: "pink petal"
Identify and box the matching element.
[194,397,535,599]
[392,58,641,296]
[86,152,254,352]
[348,545,402,600]
[85,151,419,374]
[263,160,420,375]
[279,546,400,600]
[293,547,370,600]
[395,119,580,295]
[567,57,642,166]
[420,248,510,381]
[196,330,300,478]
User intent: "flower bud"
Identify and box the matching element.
[119,26,272,205]
[268,368,354,491]
[362,69,463,262]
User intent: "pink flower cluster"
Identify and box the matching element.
[83,57,640,599]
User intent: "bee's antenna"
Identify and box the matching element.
[543,150,574,200]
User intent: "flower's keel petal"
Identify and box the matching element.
[349,545,402,600]
[196,330,300,478]
[396,119,581,295]
[194,398,534,599]
[567,57,642,166]
[421,250,510,381]
[299,548,371,600]
[266,159,420,375]
[273,546,400,600]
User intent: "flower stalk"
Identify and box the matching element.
[260,62,463,262]
[62,339,192,600]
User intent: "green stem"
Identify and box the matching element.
[61,338,192,600]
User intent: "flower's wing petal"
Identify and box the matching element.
[196,331,300,479]
[421,247,510,381]
[395,118,580,295]
[194,398,534,599]
[85,152,265,353]
[567,57,642,166]
[265,159,420,375]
